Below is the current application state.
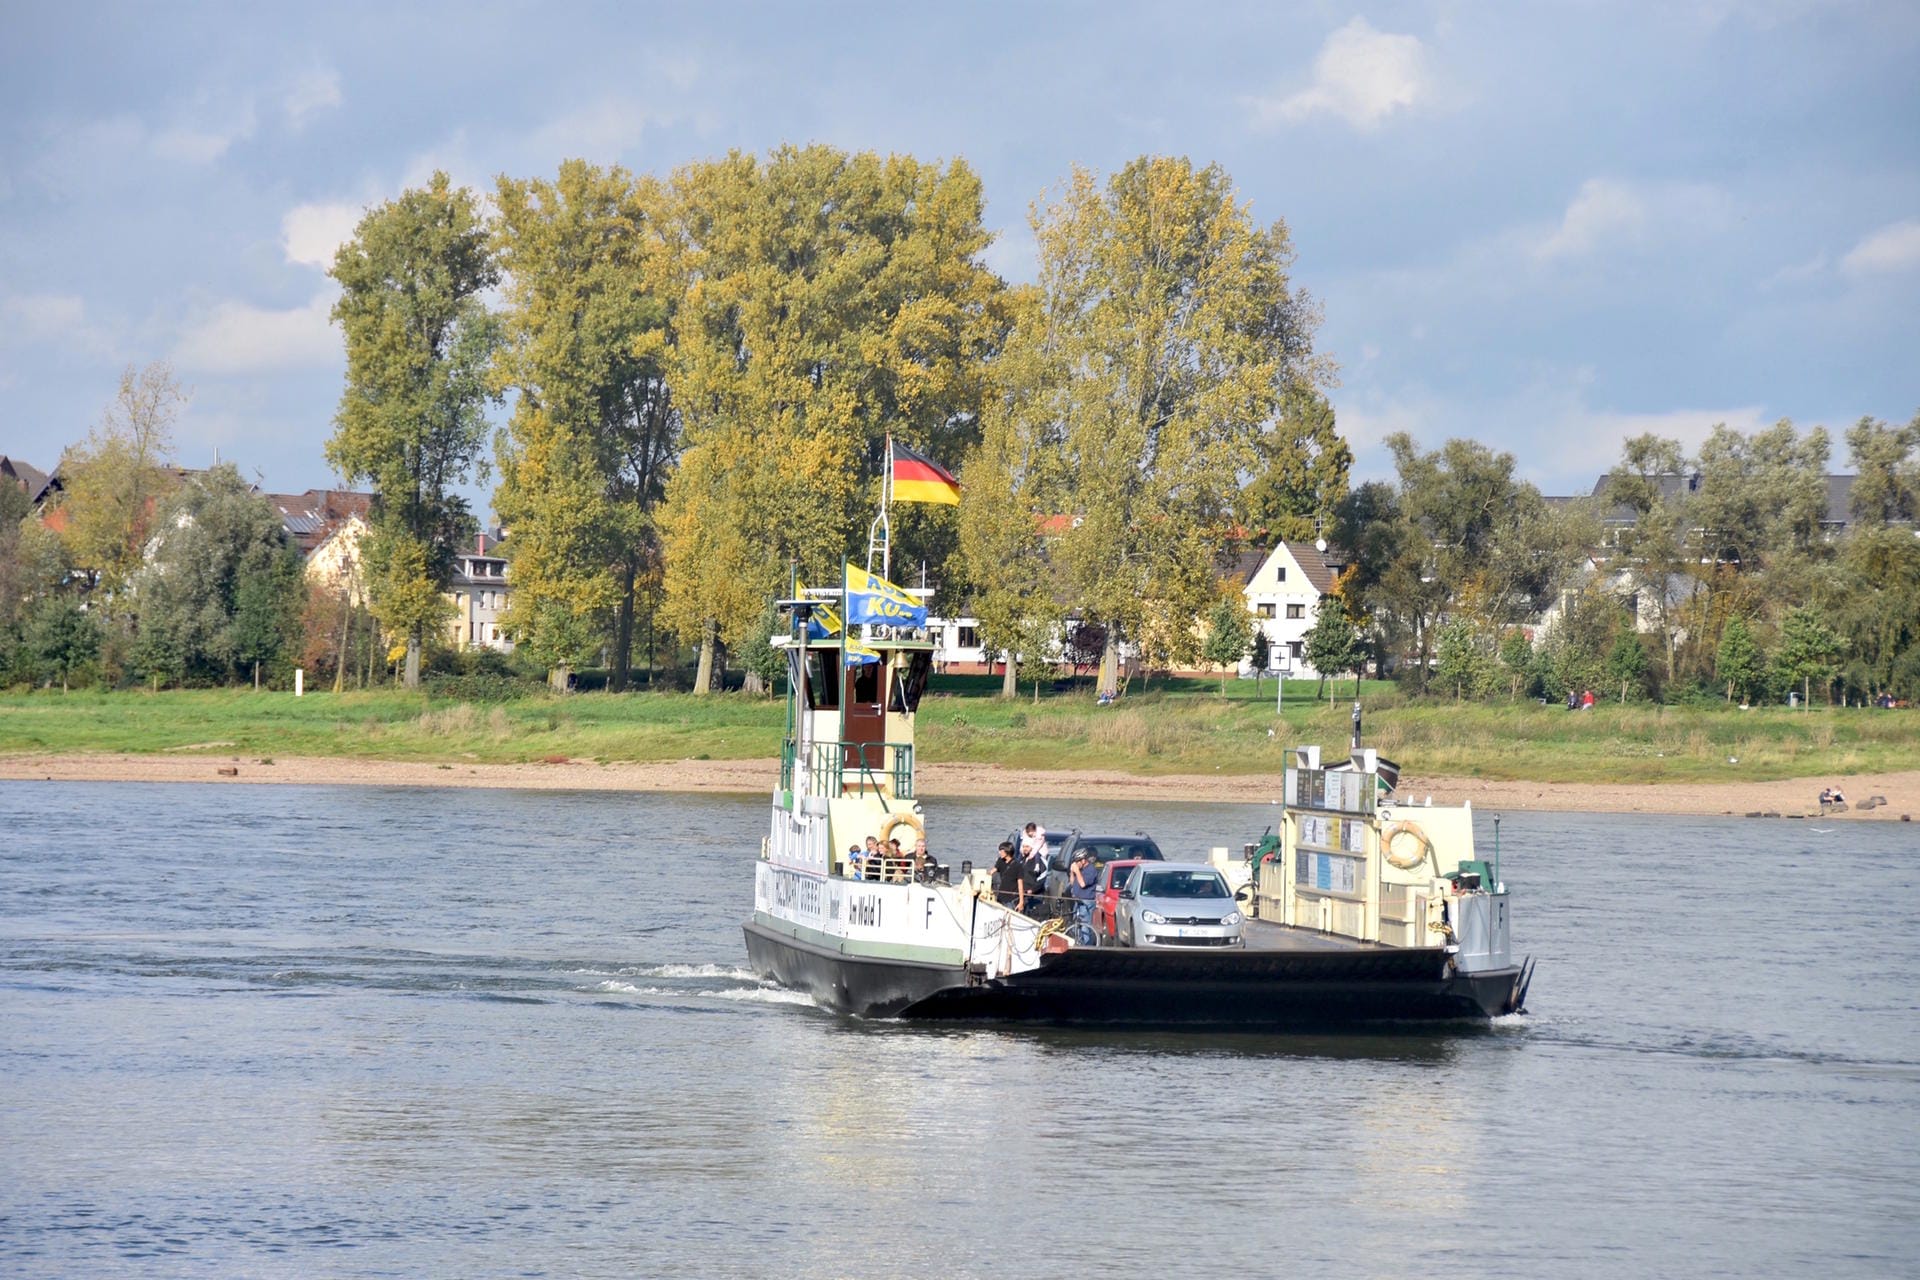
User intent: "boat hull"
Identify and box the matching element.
[745,920,1522,1027]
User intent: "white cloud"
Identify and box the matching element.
[281,201,365,270]
[1244,19,1429,131]
[283,68,343,126]
[527,96,671,162]
[0,292,114,356]
[150,97,258,165]
[172,292,339,374]
[1531,178,1730,262]
[1840,219,1920,278]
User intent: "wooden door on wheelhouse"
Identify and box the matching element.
[842,657,886,775]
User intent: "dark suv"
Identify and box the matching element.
[1041,831,1166,899]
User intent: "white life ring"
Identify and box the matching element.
[878,810,924,849]
[1382,820,1434,871]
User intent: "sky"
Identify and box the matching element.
[2,0,1917,512]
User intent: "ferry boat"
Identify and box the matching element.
[742,580,1534,1027]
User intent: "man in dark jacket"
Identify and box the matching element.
[991,842,1025,911]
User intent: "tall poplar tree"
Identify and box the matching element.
[1236,384,1352,542]
[1017,157,1326,697]
[655,145,1005,692]
[957,286,1063,697]
[327,173,498,687]
[492,161,677,689]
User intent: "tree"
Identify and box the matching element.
[655,146,1006,692]
[491,161,678,691]
[22,596,101,690]
[1346,435,1568,691]
[1433,618,1489,701]
[1716,616,1762,704]
[1846,412,1920,527]
[1605,630,1650,703]
[1773,605,1843,706]
[131,464,305,686]
[1236,384,1352,542]
[1201,595,1252,693]
[52,362,187,596]
[1606,433,1695,683]
[958,286,1065,698]
[327,172,499,688]
[1303,598,1364,701]
[738,603,785,698]
[1498,628,1533,701]
[1021,157,1326,698]
[1248,628,1272,684]
[1823,525,1920,703]
[1693,419,1830,570]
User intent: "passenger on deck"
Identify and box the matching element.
[992,842,1025,911]
[1067,848,1099,921]
[847,844,866,880]
[887,837,908,882]
[912,837,939,883]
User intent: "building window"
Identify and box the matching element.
[1276,567,1286,582]
[1255,603,1275,619]
[1288,641,1303,659]
[957,626,979,649]
[1286,604,1305,620]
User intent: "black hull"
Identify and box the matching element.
[745,921,1524,1027]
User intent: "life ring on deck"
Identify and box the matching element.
[1382,820,1434,871]
[878,810,924,849]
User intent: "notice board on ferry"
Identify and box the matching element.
[1284,766,1376,815]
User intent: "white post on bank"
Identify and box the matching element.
[294,668,304,697]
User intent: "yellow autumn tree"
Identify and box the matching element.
[491,161,676,689]
[1015,157,1330,696]
[655,145,1006,692]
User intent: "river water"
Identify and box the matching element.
[2,781,1916,1278]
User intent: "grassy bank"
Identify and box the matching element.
[1,679,1913,783]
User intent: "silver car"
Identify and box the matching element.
[1114,862,1245,948]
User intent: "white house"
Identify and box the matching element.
[1238,540,1346,678]
[449,531,514,652]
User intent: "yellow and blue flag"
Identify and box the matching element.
[796,580,843,641]
[844,563,927,627]
[843,638,882,667]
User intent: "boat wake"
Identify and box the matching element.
[580,963,818,1009]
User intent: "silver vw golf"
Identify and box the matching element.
[1114,862,1245,948]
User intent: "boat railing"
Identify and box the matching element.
[781,739,915,799]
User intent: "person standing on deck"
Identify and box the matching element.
[992,842,1025,911]
[1067,849,1099,922]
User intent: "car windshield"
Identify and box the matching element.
[1138,870,1229,899]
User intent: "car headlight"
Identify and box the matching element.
[1221,911,1242,927]
[1141,910,1166,925]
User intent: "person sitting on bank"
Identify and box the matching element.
[1067,848,1100,921]
[992,841,1025,911]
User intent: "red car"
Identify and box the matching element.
[1095,859,1148,941]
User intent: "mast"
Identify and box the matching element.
[866,433,893,579]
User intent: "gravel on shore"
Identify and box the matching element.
[2,752,1914,820]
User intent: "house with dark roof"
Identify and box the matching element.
[1237,540,1349,677]
[0,455,56,507]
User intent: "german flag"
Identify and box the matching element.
[890,440,961,505]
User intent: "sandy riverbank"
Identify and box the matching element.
[1,752,1914,820]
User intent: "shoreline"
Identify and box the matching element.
[1,752,1913,820]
